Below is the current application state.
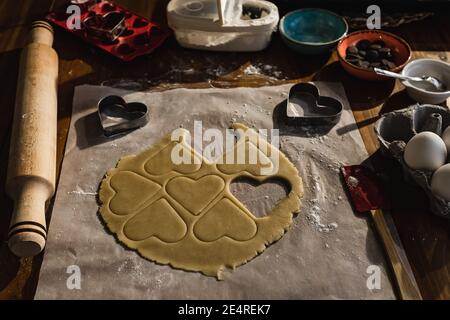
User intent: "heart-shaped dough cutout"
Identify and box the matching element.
[123,198,187,242]
[193,198,257,242]
[109,171,161,215]
[166,175,225,215]
[144,142,202,176]
[99,123,303,279]
[217,141,274,176]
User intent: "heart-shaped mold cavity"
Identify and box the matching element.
[116,43,136,55]
[120,28,134,37]
[134,33,149,46]
[230,177,290,218]
[83,13,102,29]
[98,95,149,136]
[83,11,126,41]
[133,18,149,28]
[284,82,343,127]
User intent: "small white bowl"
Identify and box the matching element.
[401,58,450,104]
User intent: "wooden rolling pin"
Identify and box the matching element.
[6,21,58,257]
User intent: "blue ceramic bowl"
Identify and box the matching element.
[279,9,348,55]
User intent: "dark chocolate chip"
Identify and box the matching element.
[346,39,397,70]
[346,46,358,55]
[366,49,379,62]
[356,39,371,50]
[379,47,392,59]
[384,52,393,60]
[380,59,396,70]
[359,61,371,69]
[346,53,362,60]
[346,58,360,66]
[369,44,382,50]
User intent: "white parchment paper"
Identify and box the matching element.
[35,83,395,299]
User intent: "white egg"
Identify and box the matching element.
[403,131,447,171]
[442,126,450,153]
[431,164,450,201]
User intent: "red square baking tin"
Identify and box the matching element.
[47,0,171,61]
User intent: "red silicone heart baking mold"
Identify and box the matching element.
[46,0,171,61]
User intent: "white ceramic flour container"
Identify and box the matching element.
[167,0,279,51]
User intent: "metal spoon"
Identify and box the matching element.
[374,68,446,92]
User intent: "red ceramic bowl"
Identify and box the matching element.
[337,30,411,81]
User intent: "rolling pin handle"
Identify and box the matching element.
[8,180,49,257]
[28,21,54,46]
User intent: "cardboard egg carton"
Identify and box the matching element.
[375,104,450,219]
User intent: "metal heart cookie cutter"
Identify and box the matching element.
[284,82,343,127]
[98,95,149,137]
[83,11,126,41]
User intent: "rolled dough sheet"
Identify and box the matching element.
[99,123,303,279]
[35,83,396,299]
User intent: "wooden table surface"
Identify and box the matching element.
[0,0,449,300]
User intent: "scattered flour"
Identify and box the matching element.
[306,205,339,233]
[243,64,283,78]
[68,185,97,196]
[243,65,260,75]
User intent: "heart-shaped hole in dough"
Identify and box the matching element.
[230,176,291,218]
